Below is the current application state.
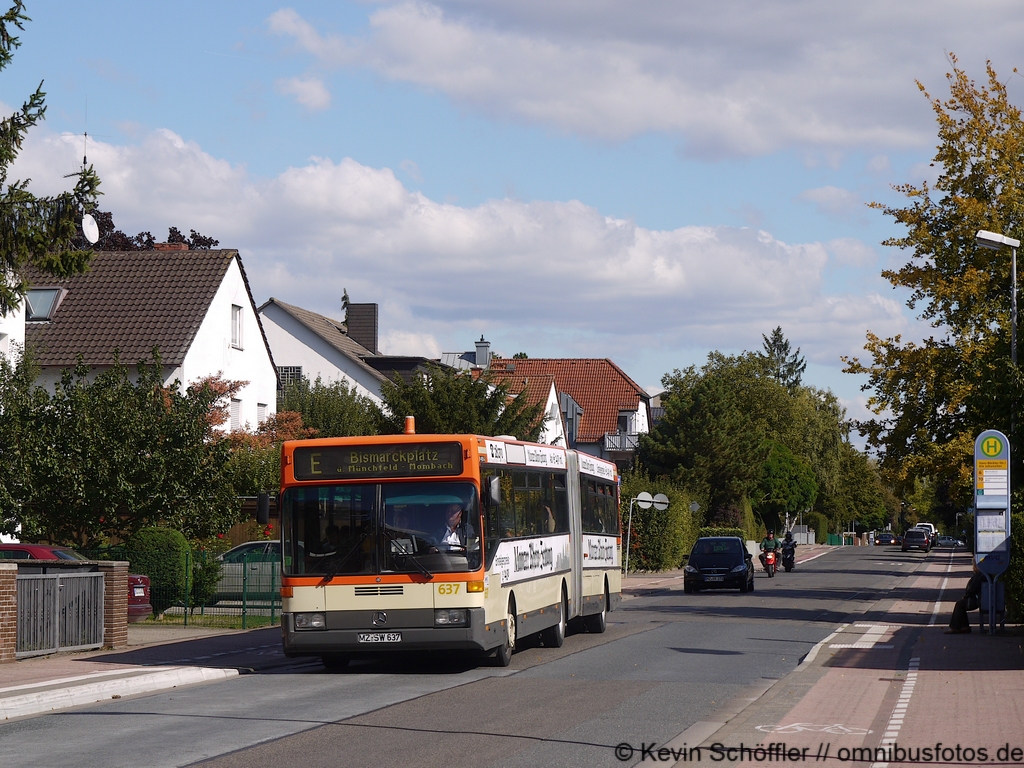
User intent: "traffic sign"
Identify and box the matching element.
[974,430,1012,576]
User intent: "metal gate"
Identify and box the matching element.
[16,572,105,658]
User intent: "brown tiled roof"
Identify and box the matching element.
[24,249,263,369]
[489,358,649,442]
[259,298,387,384]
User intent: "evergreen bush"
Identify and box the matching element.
[127,527,189,615]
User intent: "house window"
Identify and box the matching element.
[257,403,267,424]
[231,304,243,349]
[25,288,68,322]
[277,365,303,385]
[230,398,241,431]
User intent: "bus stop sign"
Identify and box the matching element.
[974,430,1012,577]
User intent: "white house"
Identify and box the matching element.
[0,298,24,363]
[23,246,277,431]
[258,298,387,404]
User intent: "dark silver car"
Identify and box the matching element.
[683,536,755,593]
[901,529,931,553]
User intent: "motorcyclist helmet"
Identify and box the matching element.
[766,530,774,537]
[784,532,793,541]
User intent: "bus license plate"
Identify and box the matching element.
[705,576,724,582]
[358,632,402,643]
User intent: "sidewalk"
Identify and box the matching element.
[0,624,250,722]
[689,549,1024,767]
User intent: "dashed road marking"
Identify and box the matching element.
[871,656,920,768]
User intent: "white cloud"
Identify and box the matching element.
[274,76,332,111]
[12,127,914,371]
[827,238,878,268]
[265,1,1021,155]
[797,186,862,219]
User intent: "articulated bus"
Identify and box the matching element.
[278,428,621,667]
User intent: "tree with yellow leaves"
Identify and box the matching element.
[845,56,1024,510]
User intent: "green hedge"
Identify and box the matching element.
[127,527,189,615]
[1004,512,1024,622]
[804,511,830,544]
[698,527,746,539]
[621,474,701,572]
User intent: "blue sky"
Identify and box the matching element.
[8,1,1024,423]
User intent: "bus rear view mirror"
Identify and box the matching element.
[488,477,501,508]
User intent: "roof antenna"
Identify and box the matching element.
[78,96,99,244]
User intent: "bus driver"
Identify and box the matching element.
[435,504,473,551]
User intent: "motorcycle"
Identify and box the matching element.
[781,542,796,572]
[763,549,777,577]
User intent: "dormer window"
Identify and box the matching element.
[25,288,67,322]
[231,304,243,349]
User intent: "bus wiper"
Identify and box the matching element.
[320,533,367,582]
[389,534,433,579]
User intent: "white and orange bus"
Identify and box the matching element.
[278,428,621,667]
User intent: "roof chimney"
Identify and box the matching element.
[346,303,378,354]
[154,242,189,251]
[475,335,491,368]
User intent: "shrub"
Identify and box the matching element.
[698,527,746,539]
[189,548,224,609]
[621,473,700,572]
[803,511,830,544]
[127,527,189,615]
[1004,512,1024,622]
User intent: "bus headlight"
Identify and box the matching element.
[434,609,468,626]
[294,612,326,630]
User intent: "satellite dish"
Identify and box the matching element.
[635,491,653,509]
[82,213,99,244]
[652,493,669,511]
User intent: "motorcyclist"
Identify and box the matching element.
[759,530,782,571]
[781,531,797,569]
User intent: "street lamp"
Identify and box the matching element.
[976,229,1020,366]
[623,491,669,574]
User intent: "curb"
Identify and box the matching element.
[0,666,239,721]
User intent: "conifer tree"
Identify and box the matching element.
[0,2,101,316]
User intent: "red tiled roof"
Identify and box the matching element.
[489,358,649,442]
[23,249,262,369]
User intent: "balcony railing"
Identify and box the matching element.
[603,431,640,452]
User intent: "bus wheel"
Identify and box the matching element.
[542,585,567,648]
[494,599,516,667]
[584,585,608,634]
[321,653,350,671]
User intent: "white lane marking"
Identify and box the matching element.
[871,657,920,767]
[830,623,893,650]
[796,623,848,670]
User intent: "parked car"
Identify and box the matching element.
[935,535,962,548]
[901,529,931,553]
[683,536,754,593]
[213,541,282,603]
[0,543,152,622]
[875,532,895,546]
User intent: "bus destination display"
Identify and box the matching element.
[294,443,464,480]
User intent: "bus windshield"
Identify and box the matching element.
[281,481,481,576]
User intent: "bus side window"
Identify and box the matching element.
[552,473,569,533]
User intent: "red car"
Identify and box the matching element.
[0,543,153,623]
